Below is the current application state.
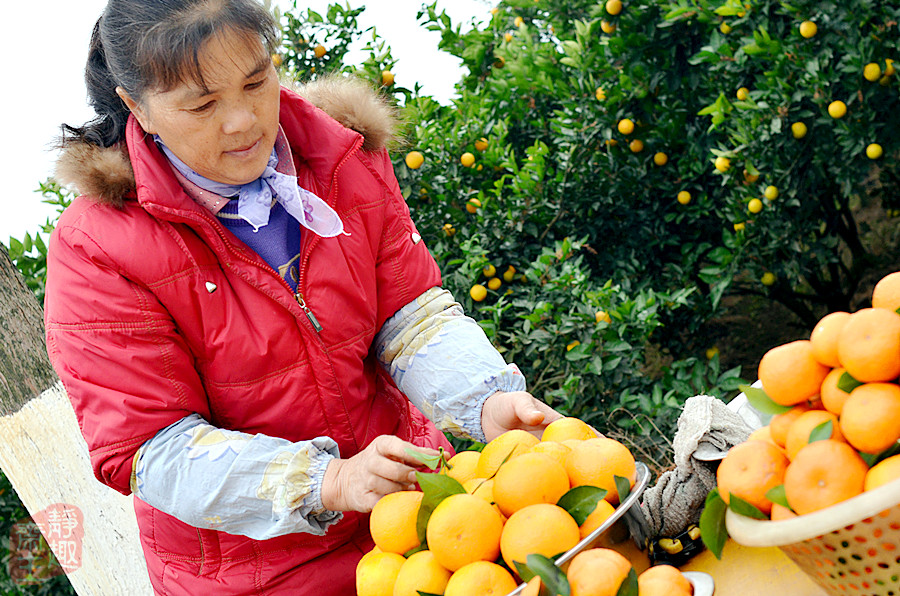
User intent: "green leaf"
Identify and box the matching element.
[740,384,792,415]
[837,372,864,394]
[808,419,833,443]
[615,568,639,596]
[765,485,790,509]
[614,475,631,503]
[728,494,768,520]
[417,592,442,596]
[526,554,570,596]
[556,486,608,525]
[405,446,446,471]
[513,560,536,583]
[699,488,728,559]
[415,472,466,543]
[860,451,880,467]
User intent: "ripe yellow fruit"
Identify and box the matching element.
[460,152,476,168]
[601,20,617,34]
[578,498,616,540]
[565,437,636,504]
[444,561,517,596]
[714,156,731,172]
[405,151,424,169]
[734,222,745,232]
[475,137,489,152]
[736,87,749,101]
[504,32,514,43]
[567,548,633,596]
[706,346,720,360]
[653,152,668,166]
[271,54,283,68]
[476,429,540,479]
[446,450,481,485]
[466,198,481,213]
[629,139,644,153]
[872,271,900,312]
[743,169,760,183]
[866,143,883,160]
[500,503,580,570]
[886,59,897,77]
[677,190,691,205]
[381,70,394,86]
[606,0,623,16]
[720,22,732,34]
[492,452,570,517]
[595,87,606,101]
[617,118,635,135]
[764,185,779,200]
[827,100,847,119]
[799,20,817,39]
[566,340,581,351]
[314,44,327,58]
[392,550,452,596]
[542,417,598,442]
[761,271,776,286]
[356,551,405,596]
[595,310,612,324]
[514,15,524,27]
[370,491,423,554]
[427,493,504,571]
[483,263,497,278]
[502,266,516,282]
[863,63,882,82]
[791,122,808,139]
[758,339,830,406]
[470,284,488,302]
[487,277,502,291]
[865,454,900,491]
[442,223,456,237]
[748,198,763,214]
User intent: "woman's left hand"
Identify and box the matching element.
[481,391,563,442]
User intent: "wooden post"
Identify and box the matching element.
[0,245,152,595]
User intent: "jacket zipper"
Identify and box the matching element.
[294,292,322,332]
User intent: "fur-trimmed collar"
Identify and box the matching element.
[54,76,398,208]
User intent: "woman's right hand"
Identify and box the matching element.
[320,435,438,513]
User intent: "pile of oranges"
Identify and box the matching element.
[717,271,900,519]
[355,417,694,595]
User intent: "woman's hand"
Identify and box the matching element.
[481,391,563,442]
[320,435,438,513]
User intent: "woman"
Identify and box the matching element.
[45,0,560,593]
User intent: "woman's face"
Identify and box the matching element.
[121,30,280,185]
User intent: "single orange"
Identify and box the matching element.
[526,441,572,467]
[369,490,423,555]
[355,551,405,596]
[839,382,900,454]
[758,340,831,405]
[578,498,617,540]
[445,450,481,485]
[638,564,693,595]
[392,550,452,596]
[427,493,504,571]
[716,440,789,515]
[820,367,853,415]
[444,561,517,596]
[865,453,900,491]
[541,417,598,442]
[492,452,570,517]
[769,404,810,448]
[837,308,900,382]
[770,503,798,521]
[476,429,540,479]
[783,440,868,515]
[747,425,779,447]
[564,437,636,505]
[566,547,633,596]
[784,410,843,461]
[499,503,580,570]
[872,271,900,313]
[810,311,851,367]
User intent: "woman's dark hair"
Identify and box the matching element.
[61,0,279,148]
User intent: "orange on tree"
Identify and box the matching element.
[483,263,497,277]
[605,0,623,16]
[653,151,668,166]
[460,152,476,167]
[475,428,540,479]
[872,271,900,313]
[355,551,405,596]
[763,185,779,200]
[466,197,481,213]
[426,493,504,571]
[629,139,644,153]
[864,63,882,82]
[783,410,843,461]
[444,561,517,596]
[714,156,731,172]
[837,308,900,382]
[810,311,850,367]
[720,21,732,34]
[783,439,868,515]
[743,168,760,183]
[404,151,424,169]
[369,490,422,554]
[492,452,570,517]
[617,118,634,135]
[502,266,516,282]
[470,284,487,302]
[791,122,808,138]
[827,100,847,118]
[819,367,852,415]
[578,498,616,540]
[748,198,763,214]
[736,86,749,100]
[865,454,900,491]
[867,143,883,159]
[381,70,394,87]
[475,137,489,152]
[487,277,502,291]
[541,416,598,442]
[758,339,830,405]
[595,310,612,324]
[638,564,693,595]
[716,440,789,515]
[566,548,632,596]
[313,44,327,58]
[839,382,900,454]
[799,20,817,38]
[445,449,481,485]
[600,20,617,34]
[761,271,776,286]
[392,550,452,596]
[564,437,636,505]
[499,503,580,570]
[677,190,691,205]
